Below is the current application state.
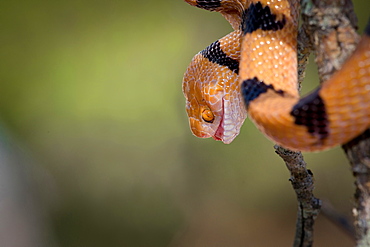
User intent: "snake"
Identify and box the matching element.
[182,0,370,151]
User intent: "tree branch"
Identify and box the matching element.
[275,146,321,247]
[342,130,370,246]
[301,0,370,246]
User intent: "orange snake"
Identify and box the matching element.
[182,0,370,151]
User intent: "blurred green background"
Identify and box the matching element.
[0,1,369,246]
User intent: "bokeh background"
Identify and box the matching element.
[1,1,369,246]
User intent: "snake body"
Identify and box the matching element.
[182,0,370,151]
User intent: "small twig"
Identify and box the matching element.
[275,146,321,247]
[321,200,356,239]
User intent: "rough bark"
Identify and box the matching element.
[343,130,370,246]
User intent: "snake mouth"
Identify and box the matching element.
[212,97,225,142]
[213,120,224,141]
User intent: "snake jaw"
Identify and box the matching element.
[211,95,248,144]
[214,95,247,144]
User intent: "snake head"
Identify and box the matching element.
[182,53,247,144]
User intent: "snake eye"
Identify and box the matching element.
[201,108,214,123]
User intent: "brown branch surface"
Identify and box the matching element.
[301,0,359,82]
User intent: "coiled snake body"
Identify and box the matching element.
[182,0,370,151]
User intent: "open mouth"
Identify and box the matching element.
[212,118,224,141]
[212,98,224,142]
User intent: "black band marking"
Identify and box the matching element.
[241,77,284,107]
[290,89,329,140]
[196,0,221,10]
[241,2,286,34]
[201,40,239,74]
